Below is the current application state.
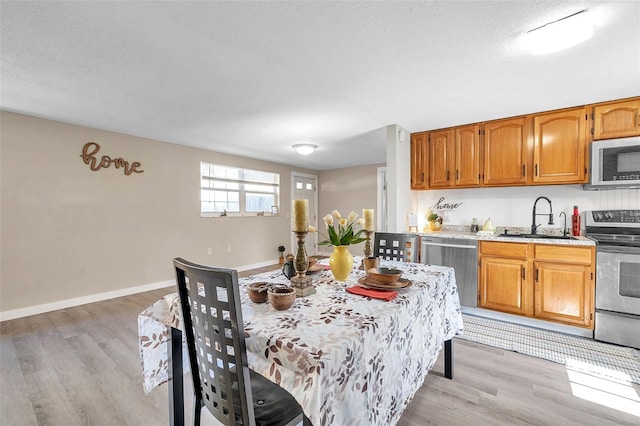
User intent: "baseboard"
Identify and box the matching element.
[0,258,280,322]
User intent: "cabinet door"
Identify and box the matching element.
[534,262,593,328]
[479,256,530,315]
[410,132,429,190]
[429,129,454,188]
[483,117,529,185]
[532,108,588,184]
[455,124,481,186]
[593,98,640,139]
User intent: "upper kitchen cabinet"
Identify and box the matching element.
[427,126,481,189]
[428,129,455,188]
[592,97,640,140]
[410,132,429,190]
[455,124,481,186]
[483,117,529,186]
[532,107,588,184]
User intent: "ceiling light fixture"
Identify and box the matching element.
[524,10,594,55]
[292,144,317,155]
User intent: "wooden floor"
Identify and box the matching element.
[1,264,638,426]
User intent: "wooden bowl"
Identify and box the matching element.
[247,282,269,303]
[366,267,403,284]
[268,286,296,310]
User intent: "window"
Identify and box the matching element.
[201,162,280,216]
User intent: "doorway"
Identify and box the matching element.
[291,172,318,256]
[377,167,388,232]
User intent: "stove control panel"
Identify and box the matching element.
[586,209,640,226]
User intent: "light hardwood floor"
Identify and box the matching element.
[1,264,638,425]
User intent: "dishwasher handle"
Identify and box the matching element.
[422,242,477,249]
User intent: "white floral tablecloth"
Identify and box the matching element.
[138,260,463,426]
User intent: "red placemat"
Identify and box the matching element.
[346,286,398,301]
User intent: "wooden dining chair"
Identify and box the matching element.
[173,258,307,426]
[373,232,419,262]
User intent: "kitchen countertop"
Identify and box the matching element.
[419,229,595,246]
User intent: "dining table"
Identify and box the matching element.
[138,258,464,426]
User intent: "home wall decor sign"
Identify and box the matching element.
[80,142,144,176]
[432,196,463,210]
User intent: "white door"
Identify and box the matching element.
[292,173,318,256]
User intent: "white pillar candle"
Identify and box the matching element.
[363,209,374,231]
[292,199,309,232]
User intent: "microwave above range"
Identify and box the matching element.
[584,136,640,190]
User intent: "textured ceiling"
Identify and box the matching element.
[1,1,639,170]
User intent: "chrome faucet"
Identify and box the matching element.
[531,196,554,235]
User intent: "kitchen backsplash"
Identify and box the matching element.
[415,185,639,233]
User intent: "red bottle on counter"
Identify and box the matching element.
[572,206,581,236]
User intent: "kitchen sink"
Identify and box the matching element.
[498,233,576,240]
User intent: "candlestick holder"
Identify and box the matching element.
[363,230,373,258]
[360,230,374,270]
[291,231,316,297]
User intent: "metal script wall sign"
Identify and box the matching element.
[432,196,463,210]
[80,142,144,176]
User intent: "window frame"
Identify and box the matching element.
[200,162,280,217]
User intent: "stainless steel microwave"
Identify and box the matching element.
[584,136,640,190]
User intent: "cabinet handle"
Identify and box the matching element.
[446,170,450,181]
[456,169,459,180]
[421,172,424,181]
[522,165,525,177]
[521,266,525,280]
[534,164,538,177]
[535,268,539,282]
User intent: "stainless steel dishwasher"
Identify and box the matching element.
[421,236,478,307]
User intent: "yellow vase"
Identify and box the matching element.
[329,245,354,281]
[429,221,442,231]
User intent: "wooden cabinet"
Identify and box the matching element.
[428,129,454,188]
[483,117,529,185]
[478,241,595,329]
[409,97,635,191]
[479,242,531,315]
[532,107,588,184]
[592,97,640,139]
[455,124,481,186]
[533,245,594,328]
[410,132,429,190]
[426,126,480,189]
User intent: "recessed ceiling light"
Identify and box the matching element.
[292,144,317,155]
[524,10,594,55]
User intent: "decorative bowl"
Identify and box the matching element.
[247,282,270,303]
[366,267,403,285]
[268,286,296,310]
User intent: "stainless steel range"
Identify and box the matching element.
[585,209,640,349]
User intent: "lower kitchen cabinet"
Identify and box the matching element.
[479,241,595,329]
[533,244,595,328]
[479,242,531,315]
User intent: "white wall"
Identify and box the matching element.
[386,124,412,232]
[415,185,639,232]
[317,164,382,256]
[0,112,316,317]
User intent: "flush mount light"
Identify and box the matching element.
[292,144,317,155]
[524,10,594,55]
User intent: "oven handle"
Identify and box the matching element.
[598,244,640,255]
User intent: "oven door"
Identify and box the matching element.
[595,244,640,348]
[595,245,640,313]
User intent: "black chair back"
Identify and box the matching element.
[373,232,419,262]
[173,258,254,425]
